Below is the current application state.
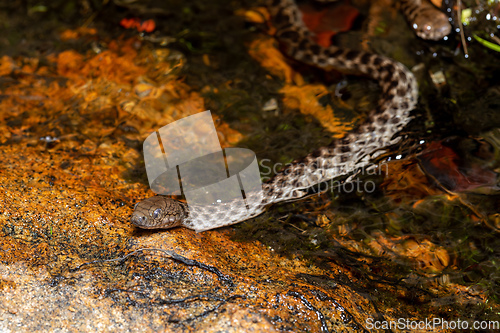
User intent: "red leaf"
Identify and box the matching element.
[299,2,359,48]
[120,18,141,30]
[137,19,156,33]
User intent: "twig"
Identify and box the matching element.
[457,0,469,58]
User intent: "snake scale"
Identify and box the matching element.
[131,0,451,231]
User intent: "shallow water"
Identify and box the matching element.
[0,0,499,331]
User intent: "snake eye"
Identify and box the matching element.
[152,208,162,219]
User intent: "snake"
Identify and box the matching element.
[131,0,451,232]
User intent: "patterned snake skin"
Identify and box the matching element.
[131,0,450,231]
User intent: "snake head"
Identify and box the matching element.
[131,196,186,229]
[412,8,451,41]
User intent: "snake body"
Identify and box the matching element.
[131,0,450,231]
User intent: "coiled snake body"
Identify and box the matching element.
[131,0,450,231]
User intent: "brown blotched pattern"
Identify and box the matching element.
[132,0,448,232]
